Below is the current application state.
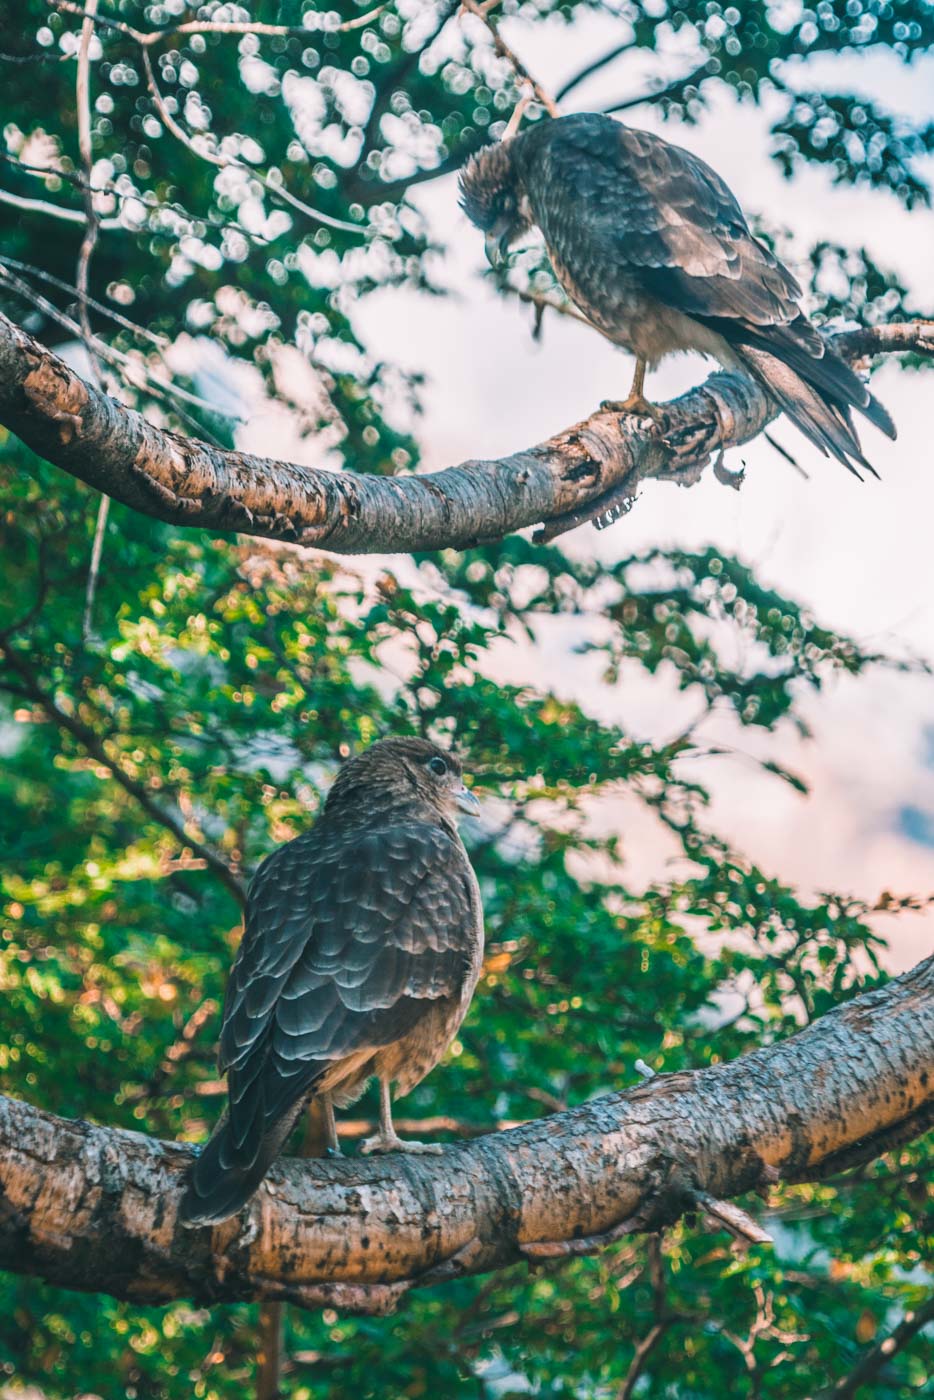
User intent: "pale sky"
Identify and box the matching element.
[241,8,934,972]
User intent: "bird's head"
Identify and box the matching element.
[326,738,480,825]
[459,140,532,268]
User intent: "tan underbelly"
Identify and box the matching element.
[312,992,472,1109]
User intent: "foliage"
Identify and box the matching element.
[0,2,931,1399]
[1,447,929,1398]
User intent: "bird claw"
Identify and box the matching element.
[600,394,666,424]
[360,1133,443,1156]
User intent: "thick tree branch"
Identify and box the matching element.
[0,956,930,1317]
[1,313,930,554]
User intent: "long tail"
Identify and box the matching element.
[178,1099,305,1228]
[731,328,896,479]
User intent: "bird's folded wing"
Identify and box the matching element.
[539,119,807,334]
[218,822,475,1148]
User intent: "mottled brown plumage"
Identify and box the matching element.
[179,738,483,1227]
[460,112,895,477]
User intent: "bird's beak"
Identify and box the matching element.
[455,783,481,816]
[484,229,509,269]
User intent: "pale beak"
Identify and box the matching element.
[484,229,509,268]
[455,783,481,815]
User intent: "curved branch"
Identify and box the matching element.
[0,956,930,1316]
[0,312,931,554]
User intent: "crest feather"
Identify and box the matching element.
[458,142,517,232]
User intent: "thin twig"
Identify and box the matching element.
[360,1,459,152]
[75,0,100,358]
[691,1190,773,1247]
[823,1293,934,1398]
[0,47,71,64]
[0,186,120,226]
[139,48,365,237]
[0,644,246,907]
[0,255,169,348]
[764,429,809,479]
[82,495,111,642]
[74,0,111,643]
[460,0,560,117]
[616,1237,699,1400]
[556,39,635,103]
[257,1298,285,1400]
[618,1323,667,1398]
[49,1,385,43]
[601,64,710,116]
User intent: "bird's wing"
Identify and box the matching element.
[535,118,809,336]
[522,115,894,474]
[218,822,476,1154]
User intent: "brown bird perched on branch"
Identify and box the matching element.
[179,738,483,1228]
[459,112,895,477]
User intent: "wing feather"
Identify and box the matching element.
[218,821,475,1157]
[523,115,803,330]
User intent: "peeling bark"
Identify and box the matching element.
[1,311,931,553]
[0,955,930,1316]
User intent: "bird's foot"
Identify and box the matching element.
[360,1132,443,1156]
[600,393,665,422]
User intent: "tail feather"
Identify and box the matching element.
[743,322,896,441]
[178,1100,305,1228]
[732,340,887,479]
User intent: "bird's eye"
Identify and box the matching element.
[428,756,447,777]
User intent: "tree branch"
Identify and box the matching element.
[822,1292,934,1398]
[461,1,560,118]
[1,313,930,553]
[556,39,635,104]
[0,643,246,907]
[0,956,930,1316]
[74,0,112,643]
[49,0,386,44]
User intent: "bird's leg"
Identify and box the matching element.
[321,1093,341,1157]
[601,357,663,420]
[360,1077,443,1156]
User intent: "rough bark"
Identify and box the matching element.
[0,955,930,1317]
[0,311,931,553]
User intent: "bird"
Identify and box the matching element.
[178,737,483,1228]
[459,112,895,478]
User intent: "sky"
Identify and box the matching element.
[241,6,934,973]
